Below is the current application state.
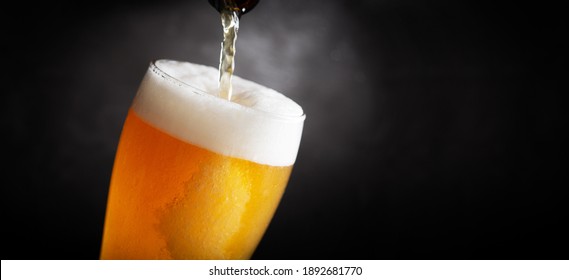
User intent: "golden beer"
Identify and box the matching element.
[101,60,304,259]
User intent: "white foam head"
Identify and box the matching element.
[131,59,305,166]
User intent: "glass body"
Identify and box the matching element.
[100,60,304,259]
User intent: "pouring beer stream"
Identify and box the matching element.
[209,0,260,101]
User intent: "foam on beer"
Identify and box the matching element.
[132,60,305,166]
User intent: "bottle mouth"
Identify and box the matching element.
[208,0,260,17]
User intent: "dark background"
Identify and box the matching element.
[3,0,567,259]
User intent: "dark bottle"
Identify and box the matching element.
[208,0,260,17]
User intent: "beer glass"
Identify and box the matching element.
[100,60,305,259]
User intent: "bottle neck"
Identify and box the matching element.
[208,0,259,17]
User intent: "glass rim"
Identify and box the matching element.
[149,59,306,123]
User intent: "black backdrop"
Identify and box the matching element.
[3,0,567,259]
